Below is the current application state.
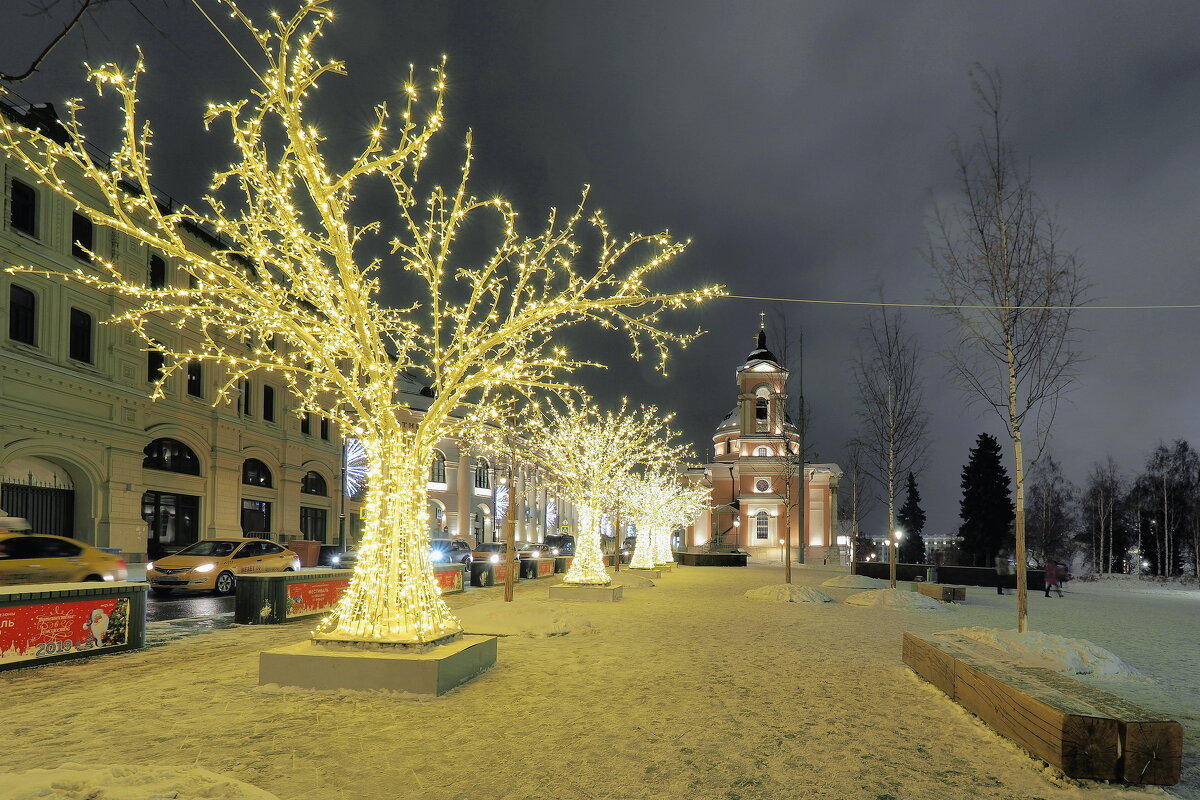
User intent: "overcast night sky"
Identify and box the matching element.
[5,1,1200,537]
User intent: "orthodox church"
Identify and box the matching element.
[681,322,844,564]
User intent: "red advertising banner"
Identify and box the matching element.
[537,559,555,577]
[435,567,463,592]
[286,578,350,619]
[493,563,509,582]
[0,597,131,666]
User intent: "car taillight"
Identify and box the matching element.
[117,559,127,569]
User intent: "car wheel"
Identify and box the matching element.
[82,574,104,582]
[283,567,294,572]
[214,571,236,595]
[150,587,173,597]
[461,556,472,566]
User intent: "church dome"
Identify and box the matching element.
[744,329,780,367]
[715,406,739,432]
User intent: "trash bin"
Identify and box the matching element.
[287,539,321,567]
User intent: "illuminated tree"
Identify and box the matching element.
[531,399,692,585]
[0,1,719,643]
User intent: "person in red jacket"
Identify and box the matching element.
[1044,560,1064,597]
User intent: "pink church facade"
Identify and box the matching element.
[680,326,844,564]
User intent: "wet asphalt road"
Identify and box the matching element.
[146,590,235,622]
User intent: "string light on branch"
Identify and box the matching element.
[0,0,721,644]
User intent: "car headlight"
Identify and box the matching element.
[194,563,216,573]
[331,555,340,565]
[489,554,500,564]
[431,551,445,561]
[146,561,155,571]
[551,548,559,556]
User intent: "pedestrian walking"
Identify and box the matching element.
[994,549,1010,595]
[1044,560,1064,597]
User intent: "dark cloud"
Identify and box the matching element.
[6,0,1200,534]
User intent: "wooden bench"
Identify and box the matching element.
[916,583,966,603]
[903,631,1181,785]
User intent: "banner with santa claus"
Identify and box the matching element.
[0,597,130,665]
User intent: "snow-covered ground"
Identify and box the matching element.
[1,563,1196,800]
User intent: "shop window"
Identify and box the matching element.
[300,506,327,541]
[143,438,200,475]
[301,470,327,496]
[240,499,271,536]
[242,458,273,487]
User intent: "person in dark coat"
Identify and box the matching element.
[994,550,1011,595]
[1044,560,1064,597]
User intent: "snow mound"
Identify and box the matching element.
[822,574,885,589]
[945,627,1143,677]
[843,588,947,610]
[1,763,280,799]
[457,600,595,637]
[744,584,834,603]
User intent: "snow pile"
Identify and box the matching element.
[822,574,886,589]
[1,764,280,799]
[945,626,1144,677]
[843,588,948,610]
[744,583,834,603]
[456,599,595,637]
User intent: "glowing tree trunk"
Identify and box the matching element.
[564,507,609,584]
[629,527,657,569]
[317,435,459,643]
[653,527,675,565]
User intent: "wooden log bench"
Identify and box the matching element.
[915,583,966,603]
[902,631,1181,785]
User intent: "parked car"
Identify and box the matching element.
[430,538,474,566]
[146,538,299,595]
[472,541,515,564]
[543,534,575,557]
[0,532,128,585]
[518,543,553,559]
[330,550,357,569]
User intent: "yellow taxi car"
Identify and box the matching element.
[146,537,300,596]
[0,531,129,585]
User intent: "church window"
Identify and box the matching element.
[755,510,769,539]
[755,397,768,432]
[755,479,769,492]
[755,446,770,457]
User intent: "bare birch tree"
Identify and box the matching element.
[853,304,928,589]
[928,67,1085,632]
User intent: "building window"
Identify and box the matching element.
[67,307,94,363]
[755,446,770,457]
[186,360,202,397]
[10,178,36,237]
[71,212,93,260]
[430,451,446,484]
[301,470,327,496]
[319,417,329,440]
[9,284,36,345]
[240,499,271,537]
[143,438,201,475]
[755,479,770,492]
[238,379,253,417]
[756,510,770,540]
[474,460,490,489]
[149,254,167,289]
[147,345,164,384]
[300,413,311,435]
[300,506,327,541]
[755,397,768,432]
[242,458,273,487]
[263,384,275,421]
[142,491,200,553]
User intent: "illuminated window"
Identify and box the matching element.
[755,446,770,457]
[756,510,769,540]
[430,451,446,483]
[474,460,490,489]
[143,438,200,475]
[301,470,327,496]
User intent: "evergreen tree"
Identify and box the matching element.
[958,433,1014,567]
[896,472,927,563]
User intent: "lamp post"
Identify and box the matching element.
[891,527,904,588]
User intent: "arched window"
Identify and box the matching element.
[242,458,273,488]
[474,459,490,489]
[143,438,200,475]
[755,397,769,432]
[756,510,770,540]
[430,451,446,484]
[301,470,327,496]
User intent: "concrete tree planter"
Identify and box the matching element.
[548,583,623,602]
[259,633,497,696]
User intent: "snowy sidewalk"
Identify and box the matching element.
[1,563,1195,800]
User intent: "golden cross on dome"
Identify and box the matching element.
[759,311,766,330]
